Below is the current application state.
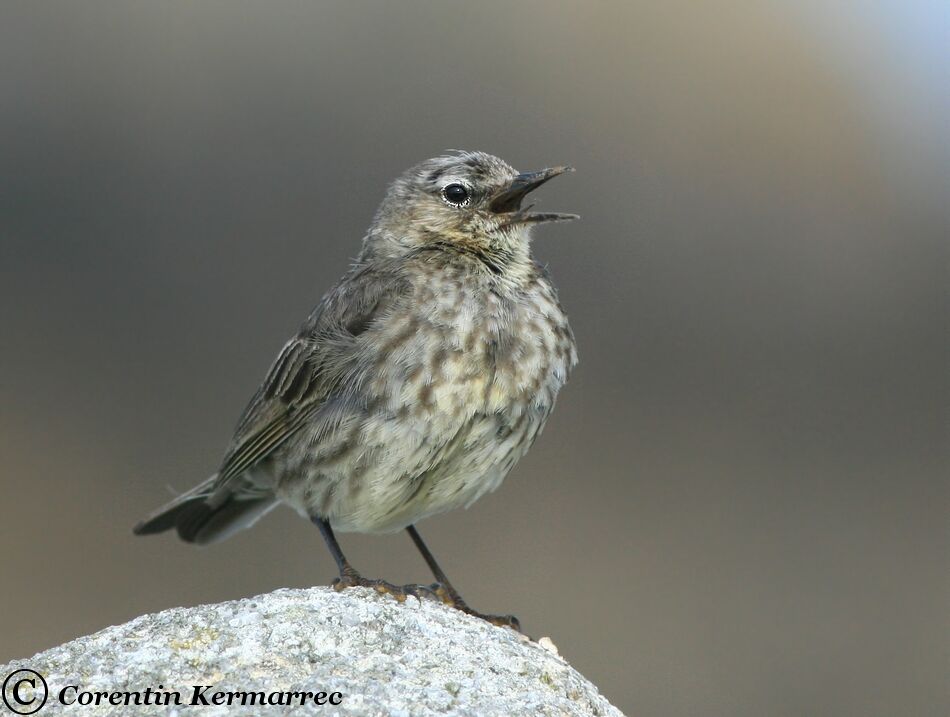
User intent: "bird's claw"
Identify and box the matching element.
[425,582,522,632]
[332,573,436,603]
[331,573,521,631]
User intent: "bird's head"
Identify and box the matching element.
[365,151,577,266]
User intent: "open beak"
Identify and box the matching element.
[489,166,579,228]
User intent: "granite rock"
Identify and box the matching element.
[0,587,623,716]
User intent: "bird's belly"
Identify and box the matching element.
[278,393,547,533]
[274,284,573,533]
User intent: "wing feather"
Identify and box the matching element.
[214,263,409,489]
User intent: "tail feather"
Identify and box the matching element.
[133,475,278,545]
[175,496,278,544]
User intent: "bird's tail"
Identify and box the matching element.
[133,474,278,545]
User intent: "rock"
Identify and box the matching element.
[0,587,623,716]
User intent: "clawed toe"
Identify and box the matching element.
[425,581,522,632]
[332,574,437,603]
[391,581,438,602]
[332,576,521,631]
[427,582,456,605]
[458,606,521,632]
[479,613,521,631]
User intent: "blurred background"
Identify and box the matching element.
[1,2,946,715]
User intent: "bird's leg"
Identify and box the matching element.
[312,517,435,603]
[405,524,521,631]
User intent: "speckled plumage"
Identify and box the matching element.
[136,151,577,544]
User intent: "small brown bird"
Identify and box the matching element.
[134,151,578,630]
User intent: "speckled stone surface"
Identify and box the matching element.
[1,587,623,716]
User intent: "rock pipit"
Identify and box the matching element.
[135,151,578,630]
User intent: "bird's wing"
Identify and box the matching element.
[214,263,410,490]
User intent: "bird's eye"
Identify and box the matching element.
[441,183,470,207]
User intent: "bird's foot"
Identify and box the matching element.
[330,571,520,630]
[332,570,436,603]
[428,582,522,632]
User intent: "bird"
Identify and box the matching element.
[134,151,578,630]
